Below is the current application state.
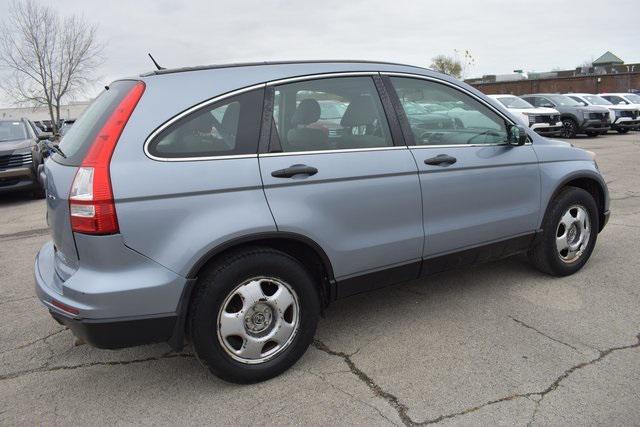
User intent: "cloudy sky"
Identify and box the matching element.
[1,0,639,106]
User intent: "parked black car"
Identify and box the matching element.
[521,94,610,138]
[0,118,49,198]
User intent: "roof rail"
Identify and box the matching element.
[140,59,429,77]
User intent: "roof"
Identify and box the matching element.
[593,51,624,65]
[141,60,429,77]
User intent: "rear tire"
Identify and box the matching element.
[528,187,599,276]
[617,128,630,134]
[560,118,578,138]
[189,247,320,384]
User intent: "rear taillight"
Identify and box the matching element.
[70,81,145,235]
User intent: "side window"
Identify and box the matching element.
[148,89,263,158]
[389,77,508,146]
[271,77,392,153]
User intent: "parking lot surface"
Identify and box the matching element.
[1,132,639,426]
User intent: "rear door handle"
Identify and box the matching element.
[424,154,457,166]
[271,164,318,178]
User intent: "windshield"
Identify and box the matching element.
[548,95,581,106]
[584,95,612,106]
[625,94,640,103]
[0,121,28,142]
[496,96,533,109]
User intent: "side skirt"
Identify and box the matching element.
[335,232,538,299]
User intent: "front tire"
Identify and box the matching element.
[528,187,599,276]
[617,128,630,134]
[560,118,578,138]
[189,247,320,384]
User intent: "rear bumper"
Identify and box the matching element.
[34,237,191,349]
[49,310,176,349]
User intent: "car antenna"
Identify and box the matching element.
[148,53,165,70]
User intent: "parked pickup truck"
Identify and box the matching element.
[489,94,562,137]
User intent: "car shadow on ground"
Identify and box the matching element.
[0,191,40,206]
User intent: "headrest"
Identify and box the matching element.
[341,95,379,127]
[220,101,240,134]
[291,99,321,126]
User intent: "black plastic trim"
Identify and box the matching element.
[185,231,336,281]
[373,75,407,147]
[381,75,416,146]
[335,233,537,299]
[336,260,421,299]
[50,311,176,350]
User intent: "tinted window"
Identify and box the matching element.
[271,77,392,153]
[390,77,508,146]
[57,80,137,165]
[0,121,28,143]
[149,89,264,158]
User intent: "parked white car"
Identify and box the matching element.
[488,94,562,136]
[599,93,640,109]
[566,93,640,134]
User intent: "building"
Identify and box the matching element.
[466,51,640,95]
[0,101,90,121]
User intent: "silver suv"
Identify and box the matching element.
[35,61,610,383]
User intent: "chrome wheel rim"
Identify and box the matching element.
[217,277,299,364]
[556,204,591,263]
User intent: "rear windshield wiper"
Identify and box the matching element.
[46,140,67,158]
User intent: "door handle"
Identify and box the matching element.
[424,154,457,166]
[271,164,318,178]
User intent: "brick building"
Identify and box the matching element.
[466,51,640,95]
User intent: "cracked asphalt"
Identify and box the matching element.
[2,132,640,425]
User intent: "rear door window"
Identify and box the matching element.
[270,76,393,153]
[148,89,264,159]
[57,80,138,165]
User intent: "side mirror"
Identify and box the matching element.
[508,124,528,146]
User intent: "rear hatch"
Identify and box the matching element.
[45,80,140,280]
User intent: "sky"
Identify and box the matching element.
[1,0,639,107]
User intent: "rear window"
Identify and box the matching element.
[56,80,138,165]
[147,88,264,159]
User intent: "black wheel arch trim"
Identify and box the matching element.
[185,231,336,281]
[543,171,608,232]
[171,231,336,352]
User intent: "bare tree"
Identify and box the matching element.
[430,55,462,78]
[0,0,103,134]
[430,50,476,79]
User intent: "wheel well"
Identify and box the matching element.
[557,178,606,231]
[189,236,334,307]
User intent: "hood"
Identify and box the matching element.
[582,105,610,113]
[608,104,638,111]
[512,107,559,115]
[0,138,34,155]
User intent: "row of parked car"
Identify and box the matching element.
[0,117,69,198]
[489,92,640,138]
